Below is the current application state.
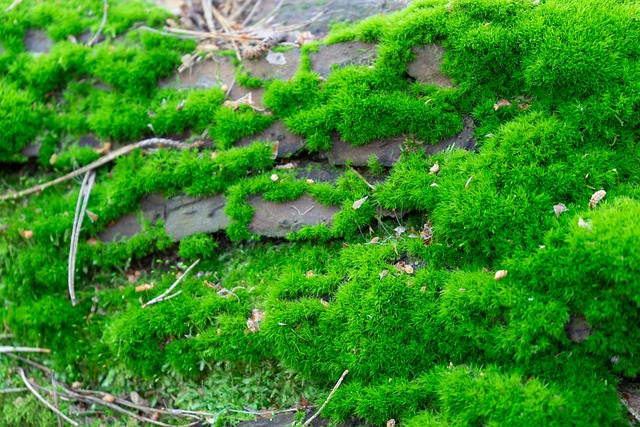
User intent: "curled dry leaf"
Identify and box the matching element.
[86,210,98,222]
[320,299,329,308]
[404,264,414,275]
[102,394,116,403]
[370,236,380,244]
[295,31,315,46]
[95,142,112,155]
[429,161,440,175]
[589,190,606,209]
[379,269,389,280]
[306,179,315,184]
[247,308,265,333]
[493,99,511,111]
[21,230,33,239]
[394,226,406,235]
[387,420,396,427]
[86,237,98,246]
[420,222,433,245]
[494,270,508,280]
[352,196,369,210]
[553,203,569,218]
[270,174,279,182]
[135,283,155,292]
[275,162,296,170]
[305,270,314,278]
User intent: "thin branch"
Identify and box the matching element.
[5,0,23,12]
[69,170,96,306]
[252,0,283,28]
[4,352,52,373]
[0,387,26,394]
[0,333,13,339]
[87,0,109,47]
[144,26,261,41]
[142,259,200,308]
[302,370,349,427]
[0,138,195,202]
[228,0,252,22]
[201,0,216,34]
[17,368,79,426]
[348,166,376,191]
[242,0,262,26]
[51,371,63,427]
[0,346,51,354]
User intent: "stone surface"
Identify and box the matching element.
[164,194,229,240]
[164,56,236,90]
[406,44,455,88]
[565,314,592,343]
[248,195,340,237]
[424,115,476,154]
[24,30,54,53]
[242,48,300,81]
[236,121,305,158]
[309,41,377,78]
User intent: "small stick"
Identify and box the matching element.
[622,397,640,423]
[302,370,348,427]
[0,333,13,339]
[51,371,63,427]
[0,138,192,202]
[348,166,375,191]
[0,387,27,394]
[142,259,200,308]
[228,0,252,22]
[68,170,96,306]
[87,0,109,47]
[17,368,79,426]
[5,0,23,12]
[201,0,216,34]
[0,346,51,353]
[242,0,263,26]
[4,352,52,373]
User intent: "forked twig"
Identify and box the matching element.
[17,368,79,426]
[302,369,348,427]
[87,0,109,47]
[142,259,200,308]
[69,170,96,306]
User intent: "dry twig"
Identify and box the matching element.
[142,259,200,308]
[302,369,349,427]
[87,0,109,47]
[0,138,196,202]
[4,352,52,373]
[68,170,96,306]
[4,0,23,12]
[201,0,216,33]
[17,368,79,426]
[0,388,26,394]
[0,346,51,354]
[348,166,376,191]
[51,371,63,427]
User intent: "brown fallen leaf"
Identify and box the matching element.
[102,394,116,403]
[429,161,440,175]
[306,178,315,184]
[379,269,389,280]
[370,236,380,244]
[21,230,33,239]
[86,211,98,222]
[404,264,414,275]
[247,309,265,333]
[494,270,508,280]
[320,299,329,308]
[270,174,279,182]
[589,190,606,209]
[86,237,98,246]
[95,142,112,155]
[135,283,155,292]
[305,270,314,278]
[493,99,511,111]
[387,420,396,427]
[352,196,369,210]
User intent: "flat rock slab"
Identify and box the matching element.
[249,194,339,237]
[164,56,236,90]
[24,30,54,53]
[242,48,300,81]
[320,115,475,166]
[309,42,377,78]
[406,44,454,87]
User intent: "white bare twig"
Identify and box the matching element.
[0,346,51,353]
[142,259,200,308]
[17,368,79,426]
[5,0,23,12]
[68,170,96,306]
[51,371,63,427]
[87,0,109,47]
[302,370,348,426]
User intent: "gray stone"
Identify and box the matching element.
[20,141,41,159]
[309,42,377,78]
[566,314,592,343]
[163,56,236,90]
[164,194,229,240]
[99,214,141,242]
[321,135,405,167]
[242,48,300,81]
[24,30,54,54]
[406,44,454,88]
[424,115,476,154]
[249,194,340,237]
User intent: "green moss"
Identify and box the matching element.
[211,106,274,149]
[179,233,218,261]
[0,83,43,161]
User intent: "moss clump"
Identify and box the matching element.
[0,84,43,161]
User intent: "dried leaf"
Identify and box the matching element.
[270,174,279,182]
[578,217,592,229]
[430,183,439,187]
[494,270,508,280]
[295,31,315,46]
[387,420,396,427]
[429,161,440,175]
[394,226,406,235]
[320,299,329,308]
[589,190,606,209]
[135,283,155,292]
[102,394,116,403]
[465,176,473,189]
[130,391,147,406]
[275,162,296,170]
[379,269,389,280]
[86,210,98,222]
[21,230,33,239]
[404,264,414,275]
[305,270,314,278]
[49,153,58,165]
[178,53,195,73]
[306,179,315,184]
[493,99,511,111]
[247,309,265,333]
[352,196,369,210]
[95,142,112,155]
[223,92,265,112]
[86,237,98,246]
[370,236,380,244]
[553,203,568,218]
